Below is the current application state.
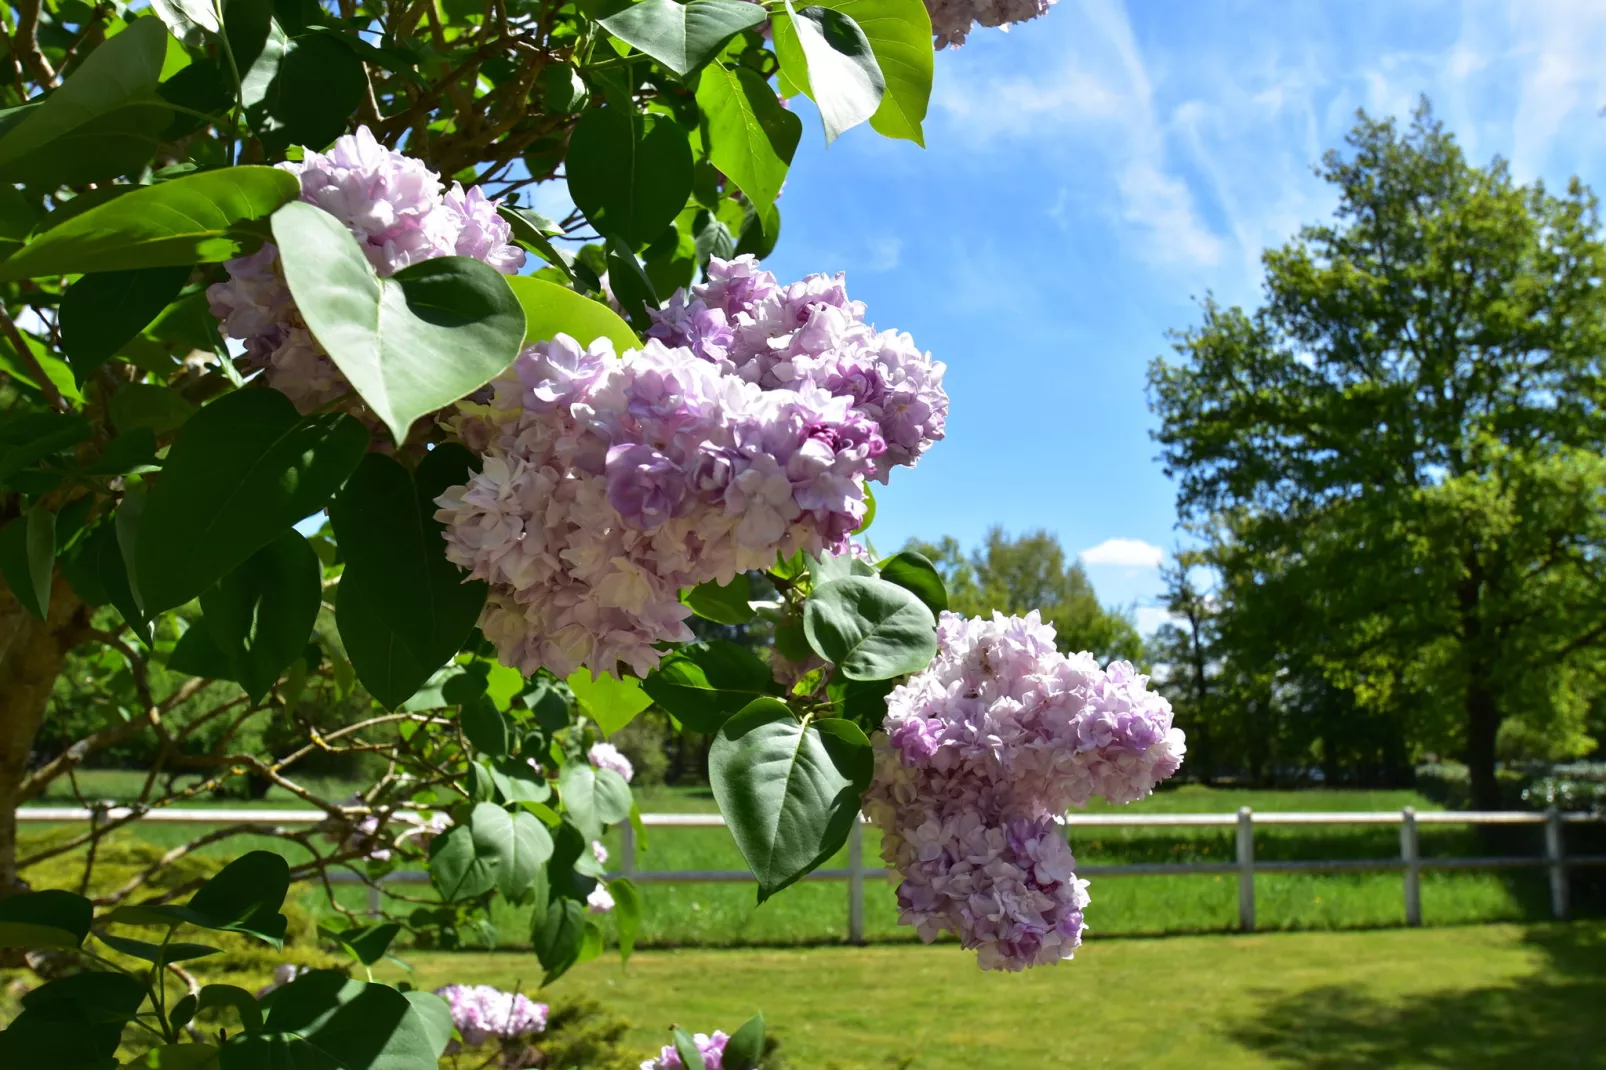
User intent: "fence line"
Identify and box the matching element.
[20,805,1606,942]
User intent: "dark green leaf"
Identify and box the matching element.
[200,529,321,702]
[167,615,235,680]
[499,204,571,276]
[0,17,170,187]
[775,2,885,144]
[193,984,264,1034]
[460,696,510,758]
[489,757,553,805]
[501,809,556,898]
[402,990,453,1061]
[696,64,801,210]
[0,412,89,487]
[95,930,222,966]
[428,801,530,901]
[109,383,196,435]
[531,898,586,984]
[229,972,439,1069]
[59,266,191,382]
[684,573,755,624]
[565,669,652,735]
[724,1013,766,1070]
[0,506,54,620]
[0,888,92,948]
[12,969,146,1063]
[826,672,893,722]
[186,850,291,946]
[643,639,779,732]
[328,922,401,966]
[604,233,659,327]
[546,819,599,903]
[330,447,488,709]
[674,1028,709,1069]
[567,106,694,247]
[505,275,642,353]
[609,877,641,962]
[876,550,947,613]
[803,576,937,680]
[709,698,873,900]
[150,0,220,46]
[558,762,632,841]
[0,167,300,281]
[134,387,367,612]
[123,1043,222,1068]
[80,428,160,476]
[272,201,526,444]
[599,0,769,77]
[241,31,366,156]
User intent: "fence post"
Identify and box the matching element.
[620,819,637,879]
[367,882,382,918]
[1236,807,1255,933]
[847,819,865,945]
[1400,806,1421,926]
[1545,808,1569,921]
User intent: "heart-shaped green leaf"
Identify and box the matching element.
[558,762,633,841]
[566,669,653,735]
[643,639,780,732]
[599,0,769,77]
[775,2,885,144]
[272,200,526,444]
[566,106,694,248]
[506,275,642,353]
[803,576,936,680]
[696,64,801,210]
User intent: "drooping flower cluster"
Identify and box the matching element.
[642,1031,729,1070]
[863,610,1186,971]
[436,258,946,678]
[207,126,525,412]
[588,741,635,783]
[923,0,1055,48]
[435,985,549,1047]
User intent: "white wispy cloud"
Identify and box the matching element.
[1079,537,1165,568]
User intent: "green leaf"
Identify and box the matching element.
[124,1043,222,1068]
[402,990,453,1061]
[224,972,440,1069]
[330,448,489,709]
[191,984,264,1034]
[187,850,292,946]
[325,922,401,966]
[598,0,769,78]
[0,17,171,188]
[807,547,876,584]
[95,930,222,966]
[709,698,872,900]
[109,383,196,435]
[150,0,221,46]
[80,428,159,476]
[429,801,544,901]
[499,204,571,276]
[604,233,660,327]
[684,572,755,624]
[200,530,321,702]
[461,696,510,758]
[567,106,694,248]
[133,387,367,612]
[876,550,947,614]
[0,888,92,949]
[489,757,553,805]
[272,200,526,444]
[0,167,300,281]
[696,65,801,211]
[240,30,366,156]
[674,1028,709,1069]
[14,969,147,1063]
[608,877,641,962]
[505,275,643,354]
[557,762,633,841]
[798,0,932,145]
[643,639,779,732]
[826,672,893,722]
[0,412,89,487]
[0,506,54,620]
[724,1013,766,1070]
[545,820,599,904]
[776,2,885,144]
[803,576,937,681]
[0,325,82,404]
[501,809,556,898]
[59,266,191,383]
[531,898,586,985]
[166,615,234,680]
[566,669,653,735]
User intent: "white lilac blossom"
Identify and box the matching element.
[207,126,525,412]
[924,0,1054,48]
[863,610,1185,971]
[586,884,615,914]
[434,984,549,1047]
[642,1031,729,1070]
[588,741,635,783]
[340,808,452,862]
[437,259,946,678]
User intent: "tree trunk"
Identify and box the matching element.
[1464,679,1503,811]
[0,574,86,896]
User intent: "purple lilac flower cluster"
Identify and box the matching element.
[588,741,635,782]
[436,259,945,678]
[434,985,549,1047]
[207,126,525,412]
[642,1031,729,1070]
[923,0,1055,48]
[863,610,1186,971]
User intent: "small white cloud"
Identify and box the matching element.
[865,236,903,272]
[1079,538,1165,568]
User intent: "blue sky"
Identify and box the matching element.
[528,1,1606,632]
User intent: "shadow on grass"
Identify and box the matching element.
[1224,924,1606,1068]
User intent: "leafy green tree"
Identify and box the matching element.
[907,528,1143,663]
[1149,101,1606,808]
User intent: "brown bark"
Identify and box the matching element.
[0,574,88,896]
[1464,679,1503,811]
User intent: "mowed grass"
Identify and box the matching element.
[386,922,1606,1069]
[21,776,1578,944]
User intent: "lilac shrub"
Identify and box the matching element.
[435,984,550,1047]
[207,127,525,412]
[436,257,947,678]
[864,610,1186,970]
[924,0,1055,48]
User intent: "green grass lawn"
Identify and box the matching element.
[387,921,1606,1069]
[19,777,1582,944]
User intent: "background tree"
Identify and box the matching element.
[1149,101,1606,807]
[906,528,1143,663]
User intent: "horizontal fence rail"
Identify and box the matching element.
[20,805,1606,942]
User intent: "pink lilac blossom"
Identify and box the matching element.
[642,1031,729,1070]
[647,256,946,483]
[437,291,933,676]
[924,0,1054,48]
[592,840,610,866]
[206,126,525,412]
[588,741,635,783]
[434,984,549,1046]
[863,610,1185,971]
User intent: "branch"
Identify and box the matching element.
[0,301,66,412]
[10,0,53,84]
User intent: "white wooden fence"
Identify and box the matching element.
[20,805,1606,943]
